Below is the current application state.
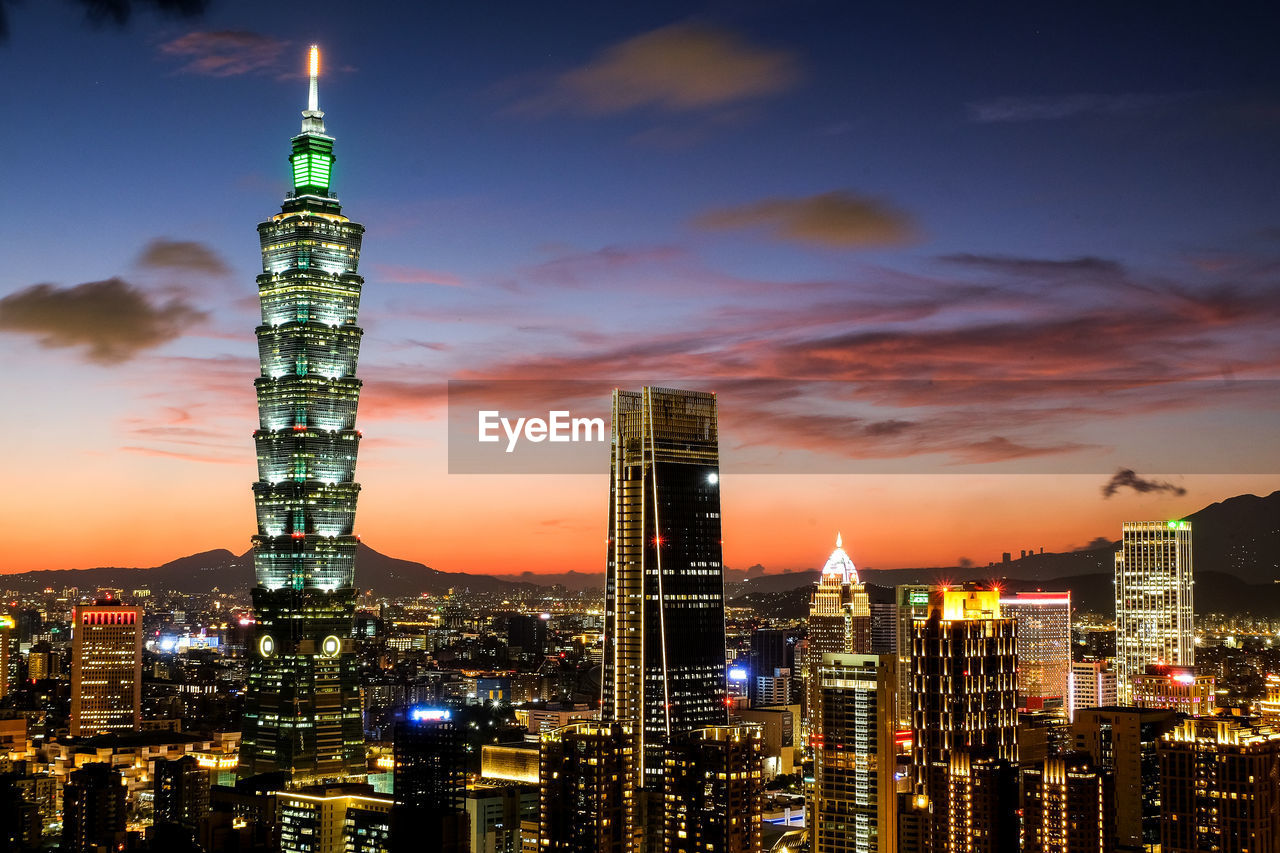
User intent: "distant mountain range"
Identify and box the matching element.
[731,491,1280,616]
[0,543,539,597]
[2,492,1277,610]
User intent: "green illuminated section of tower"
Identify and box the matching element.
[239,46,366,785]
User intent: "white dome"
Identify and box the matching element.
[821,532,858,584]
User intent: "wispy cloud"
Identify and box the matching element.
[1102,468,1188,498]
[519,23,801,115]
[137,238,230,275]
[158,30,287,77]
[968,91,1196,123]
[0,278,205,364]
[940,253,1123,277]
[694,191,918,248]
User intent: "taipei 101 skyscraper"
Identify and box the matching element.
[238,46,366,783]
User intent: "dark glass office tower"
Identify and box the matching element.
[391,711,469,853]
[239,46,366,783]
[602,387,728,790]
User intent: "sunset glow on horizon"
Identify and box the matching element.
[3,4,1279,577]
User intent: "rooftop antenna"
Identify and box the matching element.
[308,45,320,112]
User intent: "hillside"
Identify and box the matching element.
[0,544,532,597]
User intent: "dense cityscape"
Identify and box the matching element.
[5,5,1280,853]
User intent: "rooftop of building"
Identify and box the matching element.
[820,533,858,585]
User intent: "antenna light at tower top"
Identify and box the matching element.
[307,45,320,114]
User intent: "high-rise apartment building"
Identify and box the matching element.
[70,601,142,737]
[910,586,1018,853]
[1072,706,1178,852]
[664,724,764,853]
[0,613,12,700]
[62,763,126,853]
[153,755,210,830]
[806,535,871,737]
[1114,520,1194,703]
[1067,661,1117,722]
[539,721,640,853]
[1159,718,1280,853]
[894,584,933,728]
[813,653,897,853]
[602,387,727,790]
[998,591,1070,712]
[239,46,366,782]
[1020,754,1114,853]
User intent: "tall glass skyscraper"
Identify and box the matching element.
[601,387,728,791]
[239,46,366,783]
[1114,520,1194,704]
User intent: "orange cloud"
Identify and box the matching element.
[695,191,918,248]
[528,23,800,115]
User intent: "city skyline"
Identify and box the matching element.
[3,2,1280,577]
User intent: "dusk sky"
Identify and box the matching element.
[3,1,1280,577]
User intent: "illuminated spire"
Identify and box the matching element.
[292,44,334,196]
[836,531,842,549]
[308,45,319,112]
[301,44,325,135]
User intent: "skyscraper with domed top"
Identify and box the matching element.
[804,533,872,737]
[238,46,366,784]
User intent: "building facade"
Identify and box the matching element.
[70,602,143,737]
[998,591,1070,712]
[1020,754,1114,853]
[895,584,933,729]
[748,629,790,707]
[62,763,127,853]
[1067,661,1117,722]
[1114,520,1194,703]
[663,725,764,853]
[278,783,392,853]
[153,755,210,830]
[539,721,640,853]
[1159,718,1280,853]
[910,587,1018,853]
[239,46,366,783]
[813,653,897,853]
[601,387,727,789]
[1132,664,1215,717]
[392,710,469,853]
[1072,706,1178,851]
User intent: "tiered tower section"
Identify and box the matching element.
[239,46,366,783]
